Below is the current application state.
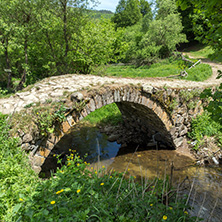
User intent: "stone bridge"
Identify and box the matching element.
[8,80,206,173]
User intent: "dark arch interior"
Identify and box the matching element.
[40,101,175,177]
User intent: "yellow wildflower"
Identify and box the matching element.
[91,167,93,170]
[67,162,71,166]
[77,189,81,193]
[53,154,56,157]
[150,204,153,206]
[84,162,87,164]
[169,207,173,210]
[69,149,71,151]
[19,198,24,202]
[95,171,97,174]
[56,189,64,195]
[77,163,80,167]
[102,166,105,168]
[163,215,167,220]
[100,183,104,186]
[184,211,188,214]
[50,201,56,205]
[110,176,112,178]
[73,150,76,152]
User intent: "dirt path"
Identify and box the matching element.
[182,52,222,83]
[1,55,221,115]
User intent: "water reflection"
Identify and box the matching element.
[43,125,222,221]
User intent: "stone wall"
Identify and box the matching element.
[17,85,203,173]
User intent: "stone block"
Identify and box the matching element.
[61,121,71,133]
[32,166,42,174]
[67,115,75,127]
[46,140,54,150]
[88,99,96,112]
[38,147,51,157]
[94,95,103,109]
[114,90,120,102]
[48,134,60,144]
[174,137,184,147]
[21,143,31,151]
[33,155,45,166]
[22,134,33,143]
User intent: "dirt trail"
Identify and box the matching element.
[0,54,222,115]
[182,52,222,83]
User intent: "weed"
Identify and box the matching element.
[24,102,35,108]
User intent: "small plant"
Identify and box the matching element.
[24,102,35,108]
[34,105,66,136]
[12,153,201,222]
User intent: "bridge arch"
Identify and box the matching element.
[28,85,201,173]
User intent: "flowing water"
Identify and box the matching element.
[43,125,222,221]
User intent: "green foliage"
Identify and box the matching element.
[0,112,202,221]
[188,111,222,149]
[103,58,211,81]
[176,0,222,55]
[83,103,122,126]
[0,113,39,221]
[112,0,144,28]
[200,84,222,125]
[15,154,199,222]
[122,0,187,65]
[184,63,212,81]
[33,104,66,136]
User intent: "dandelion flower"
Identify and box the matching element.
[95,171,97,174]
[102,166,105,168]
[91,167,93,170]
[110,176,112,178]
[56,189,64,194]
[163,215,167,220]
[77,163,80,167]
[150,204,153,206]
[19,198,24,202]
[77,189,81,193]
[100,183,104,186]
[50,201,56,205]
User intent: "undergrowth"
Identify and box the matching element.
[188,111,222,150]
[82,103,122,126]
[0,112,202,222]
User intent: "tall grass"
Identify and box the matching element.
[0,112,201,221]
[101,58,212,81]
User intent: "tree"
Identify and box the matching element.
[176,0,222,55]
[123,0,186,64]
[140,0,152,17]
[112,0,142,28]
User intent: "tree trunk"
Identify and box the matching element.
[4,38,12,89]
[17,36,28,91]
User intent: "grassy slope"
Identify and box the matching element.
[183,44,222,63]
[103,58,212,82]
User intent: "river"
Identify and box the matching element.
[42,125,222,222]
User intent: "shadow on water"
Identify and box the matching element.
[41,125,222,222]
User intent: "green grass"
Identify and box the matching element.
[82,103,122,126]
[0,112,201,221]
[183,44,222,63]
[103,58,212,81]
